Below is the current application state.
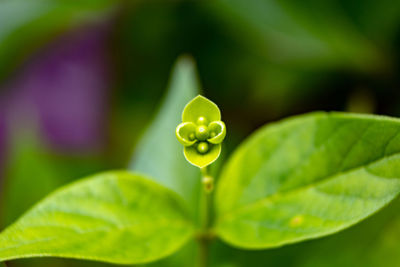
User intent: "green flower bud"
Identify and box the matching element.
[197,142,209,154]
[197,116,208,126]
[202,175,214,193]
[189,132,196,141]
[196,125,209,141]
[176,95,226,168]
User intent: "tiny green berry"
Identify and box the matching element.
[196,125,209,141]
[197,142,209,154]
[197,116,208,126]
[209,131,216,138]
[189,132,196,141]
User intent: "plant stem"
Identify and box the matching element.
[198,167,214,267]
[199,236,209,267]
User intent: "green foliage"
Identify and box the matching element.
[295,197,400,267]
[0,171,194,264]
[2,57,400,266]
[215,112,400,248]
[176,95,226,168]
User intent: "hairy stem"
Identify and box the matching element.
[198,167,214,267]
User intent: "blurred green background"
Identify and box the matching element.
[1,0,400,266]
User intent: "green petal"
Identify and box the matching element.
[176,122,197,146]
[184,144,221,168]
[207,121,226,144]
[182,95,221,123]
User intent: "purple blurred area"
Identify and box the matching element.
[0,22,112,157]
[0,113,6,178]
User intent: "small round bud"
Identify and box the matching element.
[197,142,209,154]
[209,131,216,138]
[202,176,214,193]
[196,125,209,141]
[188,132,196,141]
[197,116,208,126]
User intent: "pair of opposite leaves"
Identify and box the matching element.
[2,96,400,264]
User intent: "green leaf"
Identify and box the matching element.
[0,171,194,264]
[210,197,400,267]
[215,112,400,249]
[129,56,201,219]
[292,196,400,267]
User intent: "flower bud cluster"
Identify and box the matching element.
[175,95,226,168]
